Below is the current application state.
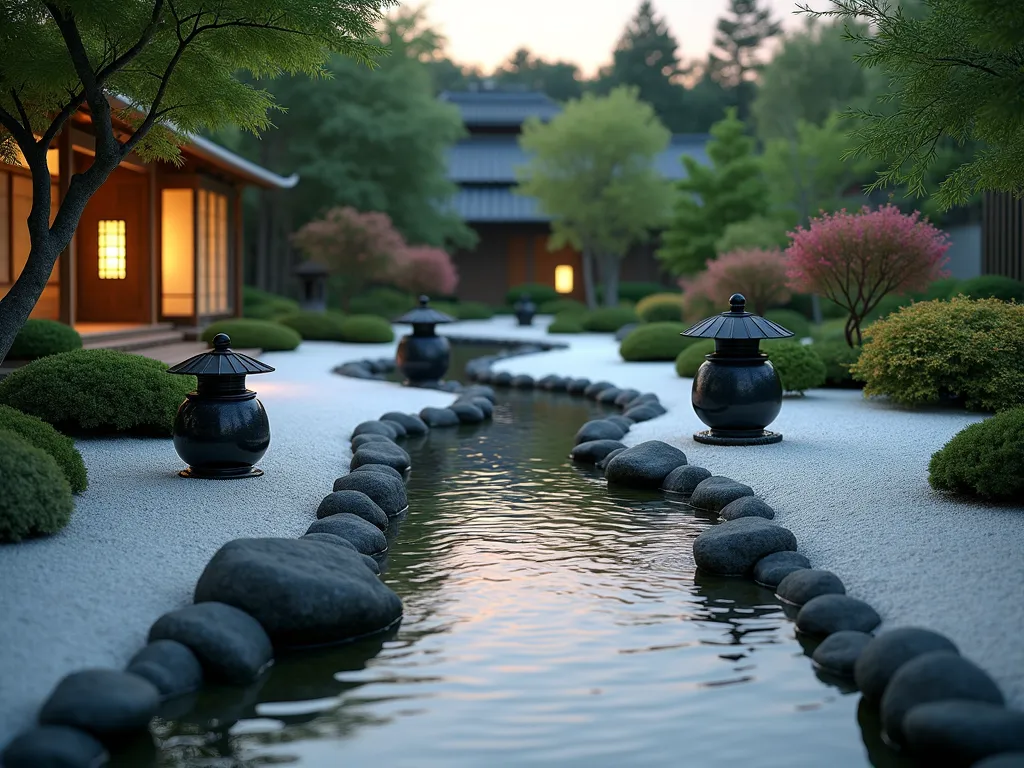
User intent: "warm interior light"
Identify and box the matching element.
[554,264,574,294]
[98,220,126,279]
[161,189,195,316]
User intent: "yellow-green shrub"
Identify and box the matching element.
[675,340,716,377]
[620,322,696,361]
[202,319,301,351]
[581,306,639,333]
[764,341,827,393]
[636,293,684,323]
[548,313,585,334]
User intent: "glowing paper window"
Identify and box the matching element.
[554,264,574,294]
[161,189,194,316]
[98,220,126,279]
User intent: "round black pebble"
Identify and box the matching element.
[854,627,960,704]
[796,594,881,637]
[351,463,404,481]
[333,472,408,516]
[352,420,398,439]
[351,433,394,450]
[662,465,712,496]
[125,639,204,700]
[38,669,161,738]
[720,496,775,521]
[380,412,429,436]
[752,550,810,588]
[811,630,873,678]
[316,490,389,531]
[776,569,846,606]
[1,726,109,768]
[450,402,485,423]
[903,700,1024,766]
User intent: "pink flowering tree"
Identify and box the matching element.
[786,205,950,347]
[388,246,459,297]
[292,207,407,311]
[680,248,791,320]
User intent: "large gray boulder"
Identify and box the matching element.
[903,700,1024,767]
[796,594,881,637]
[125,640,203,700]
[574,419,627,445]
[148,602,273,684]
[1,726,108,768]
[854,627,960,703]
[720,496,775,521]
[880,651,1004,746]
[333,471,408,516]
[194,538,402,649]
[689,476,755,512]
[692,517,798,576]
[776,569,846,606]
[380,412,429,435]
[38,669,160,739]
[604,440,688,488]
[316,490,389,531]
[307,513,388,556]
[350,442,411,473]
[662,465,712,497]
[420,406,461,427]
[752,550,810,588]
[570,439,627,464]
[811,630,872,678]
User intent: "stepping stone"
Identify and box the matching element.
[753,551,810,588]
[351,433,394,450]
[492,371,513,386]
[570,440,627,464]
[812,630,872,678]
[462,385,496,402]
[692,517,798,577]
[419,406,460,427]
[625,392,659,409]
[796,594,881,637]
[351,464,404,481]
[574,419,627,445]
[38,670,159,740]
[352,420,399,439]
[510,374,535,389]
[566,378,591,394]
[317,490,388,531]
[720,496,775,521]
[351,443,411,473]
[604,440,688,488]
[662,465,712,496]
[689,476,755,512]
[450,402,485,423]
[596,387,623,404]
[622,403,665,422]
[776,569,846,606]
[597,447,627,471]
[307,513,388,556]
[614,389,642,407]
[380,412,429,435]
[584,380,616,398]
[854,627,960,703]
[904,700,1024,766]
[126,640,203,700]
[1,726,108,767]
[605,415,634,431]
[333,472,408,516]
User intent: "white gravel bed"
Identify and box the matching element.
[0,340,453,747]
[484,323,1024,709]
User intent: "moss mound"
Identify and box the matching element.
[202,319,301,351]
[548,313,585,334]
[339,314,395,343]
[0,431,74,542]
[242,286,300,321]
[0,405,87,493]
[0,350,195,436]
[764,341,827,393]
[763,309,812,340]
[928,408,1024,501]
[348,287,417,319]
[581,306,639,333]
[810,318,850,344]
[278,311,348,341]
[955,275,1024,303]
[9,319,83,360]
[620,322,696,361]
[636,293,684,323]
[540,298,587,315]
[449,302,494,320]
[675,339,716,377]
[811,341,864,389]
[506,283,559,306]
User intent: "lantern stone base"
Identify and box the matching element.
[179,466,265,479]
[693,429,783,446]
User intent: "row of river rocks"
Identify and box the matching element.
[541,371,1024,768]
[2,373,502,767]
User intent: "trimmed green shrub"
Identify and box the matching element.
[784,294,849,320]
[955,275,1024,303]
[202,319,301,352]
[763,309,812,340]
[8,319,83,360]
[347,287,417,319]
[620,322,696,361]
[0,349,195,436]
[0,405,87,493]
[243,286,300,321]
[597,281,665,303]
[811,341,864,389]
[278,311,348,341]
[0,431,74,542]
[548,313,585,334]
[540,298,587,315]
[851,297,1024,412]
[765,341,827,393]
[581,306,639,333]
[928,408,1024,501]
[506,283,559,306]
[916,277,962,301]
[451,302,494,320]
[675,339,716,377]
[339,314,395,343]
[810,318,850,343]
[636,293,684,323]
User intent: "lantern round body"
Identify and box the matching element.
[173,391,271,478]
[515,298,536,326]
[397,330,451,386]
[691,352,783,444]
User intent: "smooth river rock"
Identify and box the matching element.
[302,533,380,573]
[720,496,775,521]
[854,627,960,704]
[463,396,494,417]
[752,550,811,588]
[1,726,109,768]
[689,476,755,512]
[614,389,642,407]
[574,419,627,445]
[316,490,389,531]
[333,471,408,516]
[307,513,388,556]
[622,404,665,422]
[380,412,429,435]
[570,439,627,464]
[350,442,411,473]
[419,406,461,427]
[903,700,1024,766]
[604,415,634,431]
[38,669,160,739]
[604,440,688,488]
[351,433,394,450]
[510,374,535,389]
[692,517,798,577]
[194,538,403,649]
[450,401,485,423]
[597,447,627,471]
[662,465,712,496]
[351,463,404,481]
[776,569,846,606]
[462,385,496,403]
[812,630,873,678]
[583,380,616,399]
[596,387,623,404]
[125,639,203,700]
[352,420,399,439]
[566,377,591,394]
[491,371,513,387]
[796,594,881,637]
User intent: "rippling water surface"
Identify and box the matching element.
[151,347,910,768]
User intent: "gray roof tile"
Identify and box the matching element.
[440,90,561,126]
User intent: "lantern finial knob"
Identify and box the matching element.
[418,295,430,308]
[212,333,231,351]
[729,294,746,313]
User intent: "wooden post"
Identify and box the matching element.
[57,127,75,326]
[148,162,158,324]
[233,187,243,317]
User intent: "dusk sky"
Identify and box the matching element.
[418,0,833,76]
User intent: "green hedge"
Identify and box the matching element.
[597,281,665,304]
[928,407,1024,501]
[620,322,696,361]
[506,283,559,306]
[243,286,300,321]
[811,341,864,389]
[540,298,587,315]
[348,287,418,319]
[675,339,716,377]
[764,341,827,394]
[763,309,812,340]
[278,311,348,341]
[0,431,74,543]
[810,318,850,344]
[955,275,1024,303]
[201,319,301,351]
[636,293,684,323]
[784,294,849,320]
[0,350,196,436]
[339,314,394,343]
[548,313,585,334]
[581,306,639,333]
[0,405,87,493]
[451,302,495,320]
[916,277,962,301]
[8,319,83,360]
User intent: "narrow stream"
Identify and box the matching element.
[150,345,911,768]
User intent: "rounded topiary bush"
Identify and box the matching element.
[763,309,812,340]
[764,341,827,394]
[581,306,639,333]
[450,302,494,320]
[242,286,300,321]
[278,311,348,341]
[955,275,1024,303]
[539,298,587,315]
[620,322,696,361]
[851,297,1024,412]
[506,283,559,306]
[0,350,196,436]
[0,430,74,542]
[675,339,716,377]
[202,319,301,351]
[928,408,1024,501]
[348,287,417,319]
[810,318,850,344]
[811,341,864,389]
[8,319,83,360]
[548,313,584,334]
[339,314,395,343]
[636,293,684,323]
[0,405,87,493]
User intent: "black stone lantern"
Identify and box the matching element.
[681,294,794,446]
[294,260,330,312]
[394,295,455,387]
[166,333,275,478]
[514,293,536,326]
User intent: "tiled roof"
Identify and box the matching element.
[447,187,547,223]
[440,90,562,127]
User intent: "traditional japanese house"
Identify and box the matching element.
[981,191,1024,281]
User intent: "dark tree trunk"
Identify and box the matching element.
[581,248,597,309]
[600,252,620,307]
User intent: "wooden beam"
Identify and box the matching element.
[148,161,158,323]
[233,187,243,317]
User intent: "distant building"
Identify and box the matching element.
[441,90,710,304]
[981,191,1024,281]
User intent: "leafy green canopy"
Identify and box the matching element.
[802,0,1024,208]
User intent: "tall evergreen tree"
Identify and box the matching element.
[657,108,769,276]
[710,0,782,122]
[493,48,584,102]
